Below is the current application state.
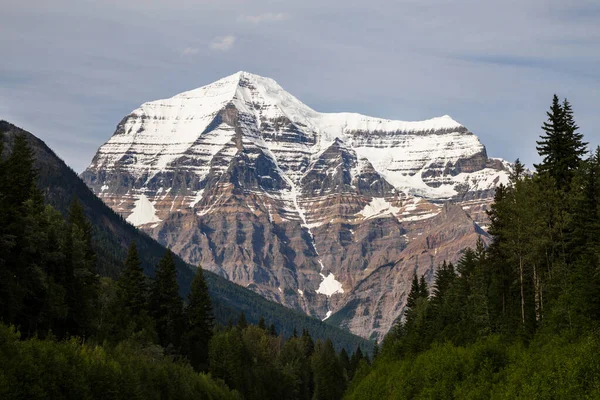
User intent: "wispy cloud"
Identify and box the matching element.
[209,35,236,51]
[238,12,289,24]
[181,47,199,56]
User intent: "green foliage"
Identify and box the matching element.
[347,333,600,400]
[0,324,240,400]
[208,323,360,400]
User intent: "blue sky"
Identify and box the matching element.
[1,0,599,172]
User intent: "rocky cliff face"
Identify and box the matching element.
[81,71,510,340]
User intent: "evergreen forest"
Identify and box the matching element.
[0,124,370,399]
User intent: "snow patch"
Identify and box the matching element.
[401,212,440,222]
[359,197,401,219]
[126,194,162,226]
[189,189,204,208]
[317,272,344,296]
[323,310,332,321]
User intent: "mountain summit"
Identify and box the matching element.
[82,72,510,339]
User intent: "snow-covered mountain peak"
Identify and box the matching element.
[86,72,509,199]
[82,72,512,340]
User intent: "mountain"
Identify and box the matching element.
[0,120,371,353]
[81,71,511,340]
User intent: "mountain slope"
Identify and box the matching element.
[81,71,508,339]
[0,120,371,352]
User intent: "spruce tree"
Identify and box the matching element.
[258,316,266,330]
[535,95,587,188]
[4,134,37,209]
[238,311,248,329]
[339,348,350,376]
[419,275,429,299]
[117,242,147,315]
[64,197,99,338]
[311,339,345,400]
[184,265,214,371]
[406,274,420,311]
[109,241,155,342]
[150,250,184,350]
[268,323,277,337]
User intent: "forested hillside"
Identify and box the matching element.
[0,123,371,399]
[347,96,600,398]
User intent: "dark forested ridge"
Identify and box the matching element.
[347,96,600,399]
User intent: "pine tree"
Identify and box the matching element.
[149,250,184,350]
[431,261,456,305]
[311,339,345,400]
[258,316,266,330]
[339,348,350,376]
[302,328,315,357]
[350,346,364,376]
[184,265,214,371]
[0,134,46,336]
[238,311,248,329]
[562,98,587,177]
[535,95,587,189]
[64,197,99,338]
[117,242,147,315]
[406,274,420,311]
[109,241,155,342]
[67,197,96,267]
[4,134,37,209]
[419,275,429,299]
[268,323,277,337]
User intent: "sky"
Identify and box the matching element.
[1,0,599,172]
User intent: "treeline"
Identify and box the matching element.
[347,96,600,398]
[0,133,367,399]
[209,315,370,400]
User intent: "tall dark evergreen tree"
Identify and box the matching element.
[150,250,184,350]
[184,265,214,371]
[419,275,429,299]
[268,323,277,337]
[406,274,420,311]
[311,339,345,400]
[258,316,266,330]
[117,242,147,315]
[110,242,154,342]
[535,95,587,188]
[64,197,99,338]
[238,311,248,329]
[4,134,37,209]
